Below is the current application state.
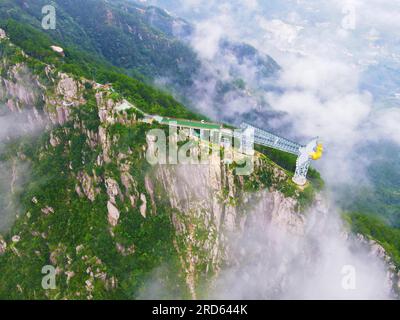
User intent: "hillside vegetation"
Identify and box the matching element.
[0,20,319,299]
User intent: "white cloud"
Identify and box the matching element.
[0,109,46,233]
[191,19,226,60]
[146,0,400,299]
[151,0,400,184]
[369,108,400,145]
[257,17,303,49]
[211,197,393,299]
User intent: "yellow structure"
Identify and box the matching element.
[310,143,323,160]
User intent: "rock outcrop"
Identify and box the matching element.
[0,35,316,299]
[356,233,400,295]
[0,237,6,255]
[107,201,120,227]
[153,154,305,297]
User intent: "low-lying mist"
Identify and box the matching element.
[149,0,400,192]
[104,0,400,299]
[211,194,393,299]
[137,164,394,299]
[0,108,46,234]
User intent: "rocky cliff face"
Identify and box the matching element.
[153,160,305,298]
[355,233,400,295]
[1,28,399,300]
[0,32,320,299]
[86,75,309,298]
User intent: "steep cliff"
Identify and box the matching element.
[0,28,320,299]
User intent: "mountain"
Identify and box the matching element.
[337,142,400,226]
[0,23,320,298]
[0,0,199,84]
[0,0,281,126]
[0,1,399,300]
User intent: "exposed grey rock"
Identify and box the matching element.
[41,206,55,216]
[116,243,135,256]
[144,175,156,213]
[65,271,75,284]
[1,64,40,108]
[0,238,6,254]
[76,172,99,202]
[105,178,121,203]
[107,201,120,227]
[0,28,6,39]
[140,193,147,218]
[356,233,400,296]
[98,126,111,163]
[152,146,306,298]
[49,132,61,147]
[56,73,78,102]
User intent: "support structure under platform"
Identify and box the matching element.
[240,123,321,186]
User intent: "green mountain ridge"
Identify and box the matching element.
[0,0,281,125]
[0,1,399,299]
[0,23,317,299]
